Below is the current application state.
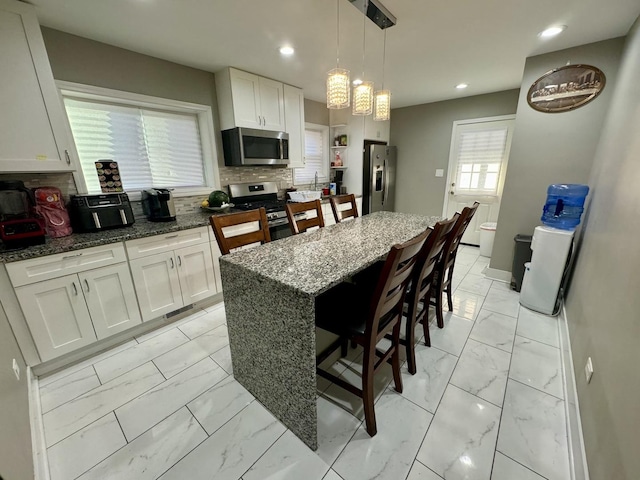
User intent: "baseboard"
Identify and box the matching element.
[28,367,50,480]
[559,306,590,480]
[483,266,511,282]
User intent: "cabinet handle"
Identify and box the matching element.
[62,253,83,260]
[64,149,71,165]
[170,257,175,269]
[84,279,90,292]
[72,282,78,296]
[177,255,182,267]
[165,234,179,239]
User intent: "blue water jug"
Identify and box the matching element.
[541,184,589,230]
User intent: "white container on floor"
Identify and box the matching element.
[479,222,497,257]
[519,225,574,315]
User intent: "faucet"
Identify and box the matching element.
[314,171,318,191]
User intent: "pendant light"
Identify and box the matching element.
[352,4,373,116]
[374,30,390,121]
[326,0,350,109]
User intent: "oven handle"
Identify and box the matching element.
[279,139,284,161]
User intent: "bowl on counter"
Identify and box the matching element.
[288,191,322,202]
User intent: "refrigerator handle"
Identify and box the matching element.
[382,159,388,205]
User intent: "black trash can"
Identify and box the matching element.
[511,234,533,292]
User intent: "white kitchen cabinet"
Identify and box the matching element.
[356,197,363,216]
[322,203,336,226]
[284,84,306,168]
[0,0,75,172]
[216,67,285,131]
[79,263,142,340]
[15,274,97,362]
[175,243,217,305]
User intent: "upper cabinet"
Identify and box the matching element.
[216,68,285,131]
[0,0,76,172]
[284,85,305,168]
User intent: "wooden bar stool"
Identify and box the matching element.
[209,207,271,255]
[285,199,324,234]
[330,194,359,223]
[315,229,429,437]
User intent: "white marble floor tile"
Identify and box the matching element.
[469,309,517,353]
[429,314,473,356]
[399,344,458,413]
[47,413,126,480]
[38,339,137,387]
[497,380,569,480]
[316,395,362,465]
[211,344,233,374]
[489,280,512,292]
[451,261,472,281]
[509,336,563,399]
[468,259,490,276]
[448,290,485,322]
[407,460,444,480]
[450,339,511,407]
[179,306,227,339]
[94,329,189,383]
[204,302,225,313]
[243,430,330,480]
[39,365,101,414]
[323,470,344,480]
[333,390,433,480]
[116,357,228,441]
[160,401,286,480]
[517,307,560,347]
[456,273,494,297]
[187,375,254,435]
[455,251,479,266]
[491,452,545,480]
[78,407,206,480]
[154,324,229,378]
[43,362,164,447]
[482,286,520,318]
[417,385,501,480]
[134,309,205,343]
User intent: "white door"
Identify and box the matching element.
[175,243,217,305]
[259,77,286,131]
[443,116,515,245]
[284,84,305,168]
[130,252,183,321]
[79,263,142,340]
[15,274,97,361]
[229,69,262,129]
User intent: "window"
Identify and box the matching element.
[294,123,329,185]
[59,82,217,196]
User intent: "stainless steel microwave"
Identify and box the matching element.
[221,127,289,166]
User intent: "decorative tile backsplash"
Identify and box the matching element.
[218,166,293,191]
[0,173,78,198]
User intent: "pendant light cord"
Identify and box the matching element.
[361,3,366,79]
[381,30,386,90]
[336,0,340,68]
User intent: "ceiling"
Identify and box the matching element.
[28,0,640,109]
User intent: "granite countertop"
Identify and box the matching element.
[0,210,219,263]
[221,211,441,296]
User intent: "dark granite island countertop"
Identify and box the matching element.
[219,211,440,450]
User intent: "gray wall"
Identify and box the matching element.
[390,90,520,216]
[564,18,640,480]
[0,306,33,480]
[491,38,625,271]
[304,99,329,125]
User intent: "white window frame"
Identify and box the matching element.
[294,123,330,186]
[57,80,219,199]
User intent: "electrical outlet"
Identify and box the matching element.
[12,358,20,381]
[585,357,594,384]
[435,169,444,177]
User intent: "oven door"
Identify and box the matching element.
[268,218,292,241]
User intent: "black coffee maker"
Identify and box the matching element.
[334,169,345,195]
[141,188,176,222]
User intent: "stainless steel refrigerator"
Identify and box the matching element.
[363,144,397,214]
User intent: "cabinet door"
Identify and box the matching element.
[229,69,262,129]
[15,275,96,361]
[259,77,286,131]
[175,243,217,305]
[79,263,142,340]
[0,2,74,172]
[209,236,223,293]
[356,197,363,216]
[130,252,183,322]
[322,203,336,226]
[284,85,305,168]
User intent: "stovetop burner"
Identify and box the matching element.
[232,199,287,213]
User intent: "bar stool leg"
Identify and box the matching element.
[362,350,377,437]
[392,321,404,392]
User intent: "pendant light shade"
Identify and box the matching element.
[374,89,390,121]
[353,81,374,115]
[327,68,351,109]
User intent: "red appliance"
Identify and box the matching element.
[34,187,72,238]
[0,181,46,249]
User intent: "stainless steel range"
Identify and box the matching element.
[227,182,302,240]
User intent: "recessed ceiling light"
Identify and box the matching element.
[352,79,363,86]
[539,25,567,38]
[279,46,294,55]
[456,83,468,90]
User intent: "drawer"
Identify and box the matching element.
[6,243,127,287]
[125,227,209,260]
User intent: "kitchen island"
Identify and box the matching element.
[219,211,439,449]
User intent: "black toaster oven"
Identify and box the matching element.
[69,193,135,232]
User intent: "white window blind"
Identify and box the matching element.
[454,126,509,195]
[64,98,205,193]
[294,125,329,185]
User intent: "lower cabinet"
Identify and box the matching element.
[15,262,141,361]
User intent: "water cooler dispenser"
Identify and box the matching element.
[519,184,589,315]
